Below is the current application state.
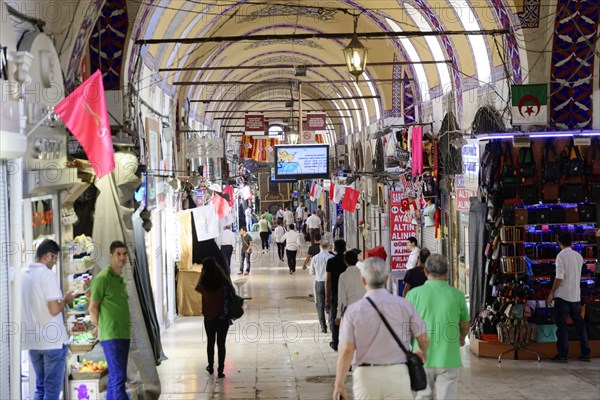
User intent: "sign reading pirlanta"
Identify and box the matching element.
[511,84,547,125]
[244,114,265,135]
[389,191,417,271]
[306,113,327,131]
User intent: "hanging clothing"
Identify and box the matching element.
[468,197,488,321]
[411,126,423,177]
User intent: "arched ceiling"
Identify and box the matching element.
[128,0,525,144]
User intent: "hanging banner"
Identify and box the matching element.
[306,112,327,131]
[245,114,265,135]
[191,204,220,241]
[390,191,417,271]
[187,138,224,158]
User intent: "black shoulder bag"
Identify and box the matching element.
[543,139,560,182]
[501,143,518,200]
[366,297,427,392]
[223,285,244,320]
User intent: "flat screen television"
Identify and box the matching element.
[274,144,329,180]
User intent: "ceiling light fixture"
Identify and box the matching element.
[343,14,367,82]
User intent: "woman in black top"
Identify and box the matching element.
[197,257,233,378]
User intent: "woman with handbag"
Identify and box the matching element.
[196,257,234,378]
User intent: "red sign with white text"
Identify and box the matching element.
[390,191,417,271]
[306,113,327,131]
[456,189,475,211]
[245,114,265,135]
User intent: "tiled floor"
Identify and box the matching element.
[157,239,600,399]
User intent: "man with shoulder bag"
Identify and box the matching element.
[332,257,429,400]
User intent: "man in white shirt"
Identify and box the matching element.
[276,207,285,223]
[406,236,420,270]
[22,239,77,400]
[305,210,322,243]
[309,241,334,333]
[283,206,295,227]
[295,204,304,231]
[219,225,235,274]
[282,224,302,274]
[273,221,287,262]
[548,232,590,362]
[337,249,366,323]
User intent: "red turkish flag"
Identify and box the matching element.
[341,187,360,212]
[55,70,114,178]
[211,194,231,218]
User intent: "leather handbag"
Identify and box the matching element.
[536,324,557,343]
[502,143,516,177]
[562,182,585,203]
[521,184,539,205]
[564,139,585,177]
[366,297,427,392]
[588,139,600,176]
[549,206,565,223]
[536,207,550,224]
[542,182,559,203]
[502,207,515,226]
[518,146,536,178]
[589,181,600,202]
[579,203,597,222]
[223,286,245,320]
[533,301,555,325]
[515,208,528,226]
[564,206,579,223]
[543,139,560,182]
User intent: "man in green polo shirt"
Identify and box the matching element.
[406,254,470,400]
[89,241,131,400]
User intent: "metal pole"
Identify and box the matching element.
[298,82,303,141]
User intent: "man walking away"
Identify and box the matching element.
[238,226,253,276]
[244,206,253,232]
[333,257,429,400]
[273,221,286,262]
[326,239,347,351]
[303,232,322,270]
[89,241,132,400]
[219,225,235,274]
[22,239,77,400]
[403,248,431,297]
[316,205,326,231]
[258,214,271,253]
[295,203,304,231]
[406,254,470,400]
[309,241,334,333]
[306,210,322,243]
[337,249,366,324]
[283,206,295,228]
[282,224,302,274]
[548,232,591,362]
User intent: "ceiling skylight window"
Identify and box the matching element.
[361,72,381,122]
[386,18,431,101]
[336,94,354,134]
[404,4,452,93]
[343,86,363,130]
[448,0,491,83]
[332,101,349,136]
[352,81,371,125]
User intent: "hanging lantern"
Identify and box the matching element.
[343,15,367,82]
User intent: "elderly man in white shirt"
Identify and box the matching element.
[219,225,235,274]
[295,204,304,230]
[282,224,303,274]
[406,236,420,270]
[309,241,334,333]
[337,249,366,324]
[283,207,295,227]
[273,221,287,262]
[333,257,429,400]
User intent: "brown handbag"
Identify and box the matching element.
[515,208,528,226]
[564,206,579,223]
[542,182,559,203]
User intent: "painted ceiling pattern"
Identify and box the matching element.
[70,0,580,142]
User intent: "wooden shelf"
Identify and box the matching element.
[530,258,597,263]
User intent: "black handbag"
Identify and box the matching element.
[590,181,600,202]
[536,207,550,224]
[503,143,516,177]
[563,182,585,203]
[549,206,565,223]
[533,301,555,325]
[223,286,245,320]
[543,139,560,182]
[366,297,427,392]
[564,140,585,177]
[521,184,539,205]
[502,207,515,226]
[518,146,536,178]
[579,203,597,222]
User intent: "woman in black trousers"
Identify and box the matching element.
[196,257,233,378]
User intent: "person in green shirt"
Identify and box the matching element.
[89,241,131,400]
[406,254,470,400]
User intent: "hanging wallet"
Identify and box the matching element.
[564,206,579,223]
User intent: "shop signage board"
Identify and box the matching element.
[306,113,327,131]
[186,137,224,158]
[456,188,475,211]
[244,114,265,135]
[389,191,417,271]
